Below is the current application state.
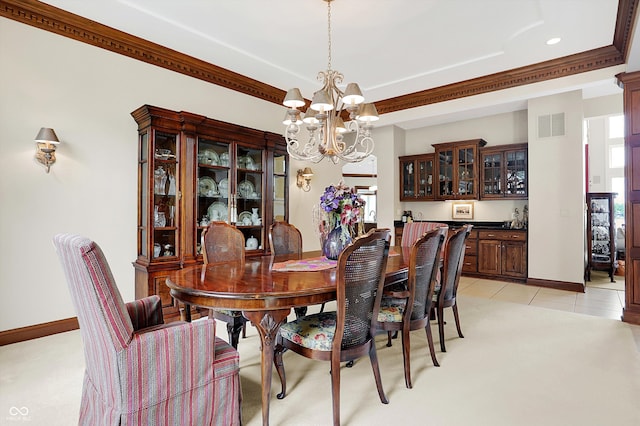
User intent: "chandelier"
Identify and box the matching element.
[282,0,378,164]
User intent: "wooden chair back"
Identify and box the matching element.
[202,221,245,265]
[269,221,303,257]
[407,227,446,322]
[334,228,391,352]
[439,224,473,305]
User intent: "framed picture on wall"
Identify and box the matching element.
[452,202,474,220]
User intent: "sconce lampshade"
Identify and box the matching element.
[296,167,314,192]
[34,128,60,144]
[33,127,60,173]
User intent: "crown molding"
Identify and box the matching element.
[1,0,637,115]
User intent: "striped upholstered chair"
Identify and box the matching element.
[53,234,241,426]
[401,221,449,248]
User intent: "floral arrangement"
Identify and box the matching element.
[317,181,366,244]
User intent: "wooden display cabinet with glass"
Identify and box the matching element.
[480,143,528,199]
[433,139,486,200]
[586,192,618,282]
[399,153,435,201]
[132,105,287,321]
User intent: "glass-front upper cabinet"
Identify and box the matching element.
[480,143,528,200]
[433,139,486,200]
[399,154,435,201]
[196,138,231,255]
[235,145,264,252]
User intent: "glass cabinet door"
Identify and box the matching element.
[151,131,178,259]
[590,197,612,263]
[457,146,475,196]
[196,138,230,255]
[482,152,502,196]
[273,153,287,222]
[438,149,454,197]
[505,149,527,196]
[417,156,434,198]
[236,145,264,252]
[401,159,416,198]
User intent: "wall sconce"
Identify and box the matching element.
[296,167,313,192]
[34,127,60,173]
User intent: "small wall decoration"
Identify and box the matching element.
[452,202,474,220]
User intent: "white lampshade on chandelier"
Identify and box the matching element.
[282,0,378,164]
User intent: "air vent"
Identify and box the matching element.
[538,113,565,138]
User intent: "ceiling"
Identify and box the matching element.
[30,1,640,128]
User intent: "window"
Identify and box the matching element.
[608,115,624,139]
[356,187,377,223]
[610,145,624,168]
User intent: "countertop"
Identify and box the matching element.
[393,220,527,231]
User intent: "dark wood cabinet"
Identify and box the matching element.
[477,230,527,280]
[461,229,478,274]
[586,192,617,282]
[399,154,435,201]
[480,143,528,200]
[433,139,486,200]
[131,105,288,321]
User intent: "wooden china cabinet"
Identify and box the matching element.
[433,139,486,200]
[131,105,288,321]
[399,153,435,201]
[479,143,528,199]
[585,192,617,283]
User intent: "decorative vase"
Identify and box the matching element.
[322,226,351,260]
[251,207,260,225]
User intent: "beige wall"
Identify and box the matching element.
[0,19,285,330]
[527,91,586,284]
[0,17,623,332]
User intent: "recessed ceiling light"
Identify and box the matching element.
[547,37,561,45]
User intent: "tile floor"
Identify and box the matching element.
[458,271,626,321]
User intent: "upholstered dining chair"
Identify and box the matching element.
[273,229,391,426]
[53,233,241,426]
[202,221,248,348]
[376,227,446,388]
[401,221,448,247]
[433,224,473,352]
[268,221,325,317]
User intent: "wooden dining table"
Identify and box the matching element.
[165,247,410,426]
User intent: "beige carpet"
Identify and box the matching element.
[1,296,639,426]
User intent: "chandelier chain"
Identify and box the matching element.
[327,0,332,71]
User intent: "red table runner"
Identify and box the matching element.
[272,256,337,272]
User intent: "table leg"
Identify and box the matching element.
[243,309,290,426]
[183,303,192,322]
